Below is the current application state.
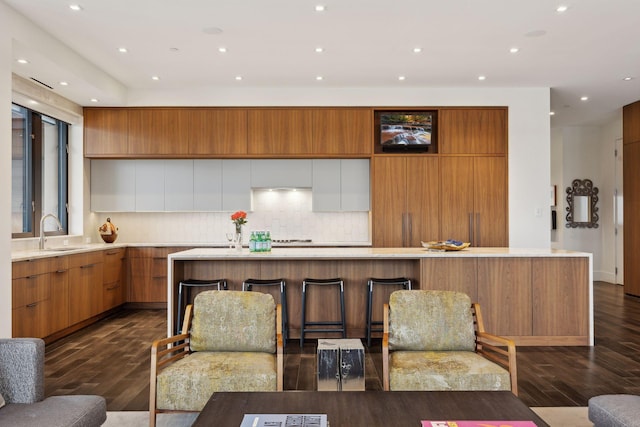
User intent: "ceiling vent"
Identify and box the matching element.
[30,77,53,90]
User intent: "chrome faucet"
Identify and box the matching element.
[39,213,63,250]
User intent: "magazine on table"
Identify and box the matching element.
[421,421,537,427]
[240,414,328,427]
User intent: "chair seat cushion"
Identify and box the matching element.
[156,351,277,411]
[389,350,511,391]
[588,394,640,427]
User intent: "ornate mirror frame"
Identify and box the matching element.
[565,179,599,228]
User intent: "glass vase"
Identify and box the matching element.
[234,225,243,250]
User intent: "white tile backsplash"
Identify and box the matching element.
[87,190,370,244]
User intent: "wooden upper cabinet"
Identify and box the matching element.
[439,108,507,154]
[623,101,640,145]
[84,108,129,157]
[189,109,248,155]
[128,108,190,156]
[247,109,313,155]
[311,109,372,155]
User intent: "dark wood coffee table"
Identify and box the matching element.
[192,391,549,426]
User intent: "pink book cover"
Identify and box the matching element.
[421,422,537,427]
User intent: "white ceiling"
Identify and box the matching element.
[6,0,640,127]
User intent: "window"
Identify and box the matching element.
[11,104,69,238]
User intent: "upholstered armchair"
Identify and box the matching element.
[382,290,518,394]
[149,290,283,427]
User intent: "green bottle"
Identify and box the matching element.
[249,232,256,252]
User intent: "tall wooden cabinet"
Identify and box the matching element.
[439,156,508,246]
[623,100,640,296]
[439,108,507,154]
[372,156,440,247]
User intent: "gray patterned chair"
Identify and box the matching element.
[149,290,283,427]
[0,338,106,427]
[382,290,518,394]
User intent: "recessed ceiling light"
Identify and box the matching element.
[316,76,323,81]
[623,77,634,81]
[90,98,99,103]
[549,111,555,116]
[315,47,324,53]
[315,5,326,12]
[60,81,68,86]
[509,47,520,53]
[478,75,487,81]
[235,76,243,81]
[556,5,568,13]
[413,47,422,53]
[218,47,227,53]
[398,76,406,81]
[69,4,83,11]
[580,96,589,101]
[151,76,160,81]
[118,47,128,53]
[29,100,39,105]
[17,58,29,64]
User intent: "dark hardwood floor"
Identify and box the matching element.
[44,281,640,410]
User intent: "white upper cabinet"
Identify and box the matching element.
[222,160,251,211]
[165,160,194,211]
[193,160,223,211]
[135,160,165,211]
[341,159,370,211]
[312,159,370,211]
[90,160,136,212]
[312,159,341,211]
[250,160,312,188]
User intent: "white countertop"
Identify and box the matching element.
[167,246,592,261]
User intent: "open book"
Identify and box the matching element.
[241,414,328,427]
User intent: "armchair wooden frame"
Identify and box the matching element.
[382,302,518,395]
[149,304,283,427]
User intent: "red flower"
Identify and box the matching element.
[231,211,248,225]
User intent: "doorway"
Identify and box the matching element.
[615,138,623,285]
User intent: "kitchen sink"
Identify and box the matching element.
[42,246,87,252]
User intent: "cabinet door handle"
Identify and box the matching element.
[475,213,480,247]
[106,250,120,255]
[468,212,474,246]
[401,213,407,247]
[408,213,413,247]
[55,269,67,274]
[26,302,38,308]
[80,263,96,269]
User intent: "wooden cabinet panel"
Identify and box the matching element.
[49,269,69,333]
[440,156,507,246]
[474,157,508,247]
[12,302,50,338]
[532,258,589,337]
[12,274,50,308]
[103,248,126,311]
[624,141,640,296]
[128,108,190,155]
[84,108,128,157]
[189,108,248,155]
[68,254,104,325]
[477,258,532,336]
[373,156,440,247]
[247,109,313,155]
[128,247,184,303]
[311,108,372,155]
[623,101,640,144]
[439,108,507,154]
[439,157,474,243]
[420,258,477,301]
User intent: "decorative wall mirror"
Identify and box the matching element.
[565,179,599,228]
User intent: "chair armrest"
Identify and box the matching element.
[476,331,518,396]
[382,303,390,391]
[0,338,45,403]
[276,304,283,391]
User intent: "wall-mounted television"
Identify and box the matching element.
[377,110,437,153]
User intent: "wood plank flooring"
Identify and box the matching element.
[44,281,640,410]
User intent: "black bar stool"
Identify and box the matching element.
[242,278,289,346]
[176,278,227,334]
[366,277,412,347]
[300,278,346,348]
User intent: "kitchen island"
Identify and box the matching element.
[167,247,593,346]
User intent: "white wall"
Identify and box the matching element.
[550,116,622,282]
[1,2,13,338]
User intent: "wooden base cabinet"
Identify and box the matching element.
[623,101,640,297]
[102,248,126,311]
[12,256,69,339]
[128,247,187,303]
[68,252,104,326]
[372,156,440,247]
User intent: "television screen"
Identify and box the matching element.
[379,112,433,153]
